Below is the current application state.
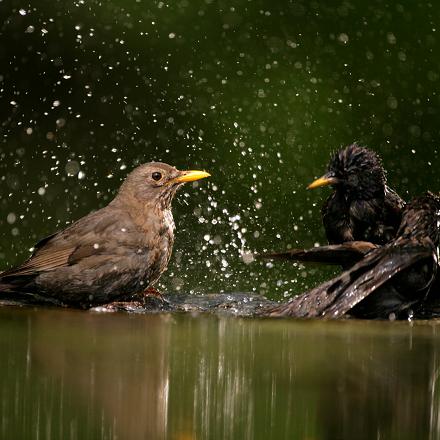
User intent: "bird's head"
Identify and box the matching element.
[117,162,210,208]
[308,144,386,199]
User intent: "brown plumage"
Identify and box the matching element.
[0,163,210,308]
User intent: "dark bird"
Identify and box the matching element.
[0,163,210,308]
[309,144,404,245]
[261,241,378,267]
[268,192,440,319]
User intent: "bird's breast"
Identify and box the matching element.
[148,208,175,259]
[163,208,175,233]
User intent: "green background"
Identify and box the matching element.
[2,3,440,439]
[1,0,440,298]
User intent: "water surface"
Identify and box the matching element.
[1,307,440,439]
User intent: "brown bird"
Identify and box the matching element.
[309,144,404,245]
[0,163,210,308]
[268,192,440,319]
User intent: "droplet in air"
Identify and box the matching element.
[65,160,80,176]
[7,213,16,224]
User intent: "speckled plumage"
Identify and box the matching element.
[269,192,440,319]
[0,162,208,307]
[320,144,405,245]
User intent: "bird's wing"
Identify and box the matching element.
[321,243,434,318]
[1,246,76,277]
[385,185,406,212]
[0,207,133,278]
[269,240,433,318]
[260,241,377,266]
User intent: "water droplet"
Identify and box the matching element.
[7,213,16,224]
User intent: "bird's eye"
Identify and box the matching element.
[152,172,162,181]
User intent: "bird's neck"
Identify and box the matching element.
[110,191,175,231]
[162,207,175,232]
[337,185,384,202]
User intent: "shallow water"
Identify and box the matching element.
[1,307,440,440]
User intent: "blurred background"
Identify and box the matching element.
[2,3,440,439]
[1,0,440,299]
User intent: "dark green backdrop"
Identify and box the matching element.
[1,1,440,298]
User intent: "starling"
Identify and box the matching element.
[268,192,440,319]
[309,144,404,245]
[261,241,377,267]
[0,162,210,308]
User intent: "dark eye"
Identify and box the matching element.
[152,172,162,181]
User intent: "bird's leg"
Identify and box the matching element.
[141,286,164,300]
[128,286,169,306]
[135,285,172,310]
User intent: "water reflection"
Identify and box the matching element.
[1,308,440,439]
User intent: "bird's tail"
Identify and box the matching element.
[0,275,59,306]
[0,279,63,306]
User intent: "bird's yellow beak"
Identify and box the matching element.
[172,170,211,184]
[307,174,338,190]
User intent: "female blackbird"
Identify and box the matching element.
[269,192,440,319]
[0,163,210,307]
[309,144,404,245]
